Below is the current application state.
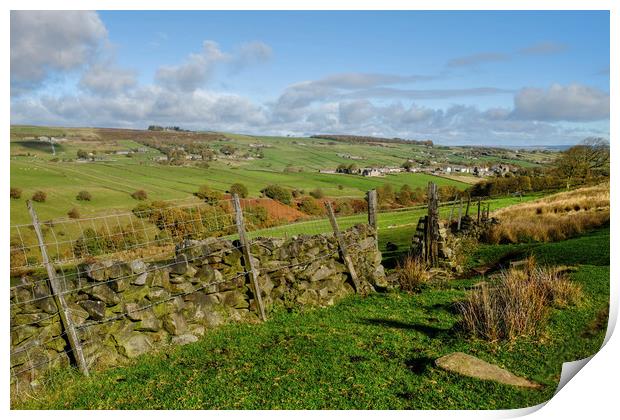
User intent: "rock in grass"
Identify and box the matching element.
[435,352,540,388]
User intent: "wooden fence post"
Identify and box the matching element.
[465,195,471,217]
[427,182,440,266]
[232,194,266,322]
[477,198,481,224]
[325,201,361,293]
[457,197,463,231]
[448,195,457,225]
[27,201,89,376]
[366,189,377,230]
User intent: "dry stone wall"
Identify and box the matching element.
[10,224,385,391]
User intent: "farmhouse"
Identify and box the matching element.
[361,168,382,177]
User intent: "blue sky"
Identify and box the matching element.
[10,10,610,145]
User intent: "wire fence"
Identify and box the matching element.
[10,193,374,390]
[10,185,520,389]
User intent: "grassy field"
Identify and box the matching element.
[10,124,556,225]
[13,227,609,409]
[10,156,468,225]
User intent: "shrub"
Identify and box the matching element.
[309,188,324,199]
[394,256,433,292]
[131,190,148,201]
[229,183,248,198]
[67,207,81,219]
[195,185,223,205]
[76,190,92,201]
[338,184,344,190]
[456,257,583,341]
[261,184,292,205]
[132,202,153,219]
[32,191,47,202]
[298,196,323,216]
[10,187,22,199]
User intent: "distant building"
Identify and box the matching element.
[361,168,382,177]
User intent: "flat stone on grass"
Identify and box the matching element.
[435,352,540,388]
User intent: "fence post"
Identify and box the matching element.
[448,195,457,225]
[477,198,481,223]
[465,194,471,217]
[457,197,463,231]
[27,201,89,376]
[232,194,266,322]
[366,189,378,230]
[325,201,361,293]
[427,182,439,266]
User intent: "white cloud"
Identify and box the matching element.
[79,63,137,95]
[512,83,609,121]
[230,41,273,73]
[11,11,107,93]
[155,41,228,92]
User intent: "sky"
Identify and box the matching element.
[10,10,610,146]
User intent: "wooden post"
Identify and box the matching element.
[366,189,377,230]
[465,195,471,217]
[448,195,457,224]
[325,201,361,293]
[477,198,481,224]
[426,182,439,266]
[457,197,463,231]
[27,201,89,376]
[232,194,266,322]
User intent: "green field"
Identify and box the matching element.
[10,155,468,225]
[13,227,609,409]
[10,125,555,225]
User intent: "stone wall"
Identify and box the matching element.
[10,224,385,391]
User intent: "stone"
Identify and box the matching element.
[134,315,162,332]
[110,277,130,293]
[309,265,338,282]
[67,303,89,325]
[163,312,188,336]
[84,261,111,281]
[131,272,148,286]
[220,290,249,309]
[87,284,120,306]
[146,288,170,302]
[116,333,153,358]
[107,262,132,279]
[171,254,189,275]
[129,260,147,274]
[146,269,170,288]
[171,334,198,346]
[79,300,106,320]
[435,352,540,388]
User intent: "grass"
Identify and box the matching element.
[483,183,610,244]
[457,257,583,341]
[12,227,609,409]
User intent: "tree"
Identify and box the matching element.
[554,137,610,189]
[77,149,89,160]
[298,196,323,216]
[220,145,236,156]
[76,191,92,201]
[10,187,22,199]
[401,160,415,171]
[309,188,324,199]
[229,183,248,198]
[32,191,47,202]
[261,184,292,204]
[195,185,223,204]
[131,190,148,201]
[67,207,81,219]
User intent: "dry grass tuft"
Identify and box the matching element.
[395,255,435,292]
[482,183,609,244]
[457,257,583,341]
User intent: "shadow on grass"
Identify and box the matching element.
[358,318,453,339]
